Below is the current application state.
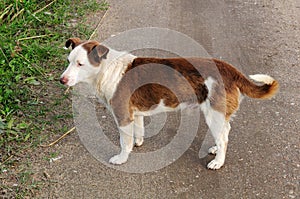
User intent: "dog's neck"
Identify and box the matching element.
[94,48,136,106]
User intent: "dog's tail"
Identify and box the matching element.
[237,74,279,99]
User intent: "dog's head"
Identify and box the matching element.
[60,38,109,86]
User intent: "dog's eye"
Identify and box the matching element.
[78,63,83,67]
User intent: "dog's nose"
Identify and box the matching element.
[60,77,68,85]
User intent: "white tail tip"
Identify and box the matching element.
[249,74,274,85]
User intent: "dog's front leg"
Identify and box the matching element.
[109,122,134,165]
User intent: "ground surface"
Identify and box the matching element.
[29,0,299,198]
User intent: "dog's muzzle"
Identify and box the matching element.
[60,77,68,85]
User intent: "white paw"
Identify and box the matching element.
[109,153,129,165]
[134,137,144,147]
[208,146,218,155]
[207,159,224,170]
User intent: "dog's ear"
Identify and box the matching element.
[81,41,109,66]
[93,45,109,59]
[85,44,109,66]
[65,38,82,49]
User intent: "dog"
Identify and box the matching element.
[60,37,279,170]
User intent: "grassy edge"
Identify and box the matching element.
[0,0,109,197]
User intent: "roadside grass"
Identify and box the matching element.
[0,0,108,197]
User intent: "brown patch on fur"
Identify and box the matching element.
[211,59,278,119]
[65,38,83,49]
[238,77,279,99]
[112,58,209,126]
[110,57,278,126]
[82,41,109,67]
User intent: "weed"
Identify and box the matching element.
[43,151,59,162]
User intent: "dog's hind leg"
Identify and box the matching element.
[207,121,230,170]
[134,115,144,147]
[201,101,229,170]
[208,121,231,155]
[109,122,134,165]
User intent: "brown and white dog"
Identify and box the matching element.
[60,38,279,170]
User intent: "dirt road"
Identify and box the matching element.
[36,0,299,198]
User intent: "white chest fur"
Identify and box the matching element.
[95,49,136,106]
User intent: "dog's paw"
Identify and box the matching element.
[207,159,224,170]
[208,146,218,155]
[134,137,144,147]
[109,153,129,165]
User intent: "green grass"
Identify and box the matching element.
[0,0,108,197]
